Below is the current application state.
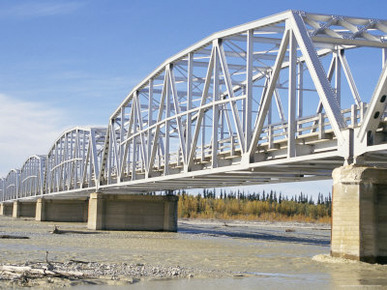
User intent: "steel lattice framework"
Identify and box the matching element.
[46,127,106,194]
[2,10,387,201]
[4,169,20,201]
[0,178,4,202]
[19,155,46,198]
[99,10,387,193]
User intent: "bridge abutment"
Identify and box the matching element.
[35,198,88,222]
[0,202,13,216]
[12,201,35,218]
[87,193,178,231]
[331,165,387,263]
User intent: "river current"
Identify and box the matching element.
[0,217,386,289]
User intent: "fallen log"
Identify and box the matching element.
[0,265,85,278]
[1,270,22,278]
[0,235,29,239]
[0,265,32,272]
[69,259,90,264]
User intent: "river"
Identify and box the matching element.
[0,216,386,289]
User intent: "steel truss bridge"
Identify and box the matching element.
[2,10,387,202]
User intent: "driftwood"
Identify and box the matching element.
[50,225,100,235]
[69,259,91,264]
[51,225,61,234]
[0,265,85,278]
[0,235,29,239]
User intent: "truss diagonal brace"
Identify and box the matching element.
[290,12,346,144]
[248,29,290,159]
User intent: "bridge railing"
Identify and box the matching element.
[261,103,368,144]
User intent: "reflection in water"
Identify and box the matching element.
[0,217,386,289]
[314,254,387,288]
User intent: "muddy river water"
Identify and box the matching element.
[0,216,386,289]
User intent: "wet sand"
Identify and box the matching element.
[0,216,386,289]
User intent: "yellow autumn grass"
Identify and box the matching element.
[178,194,331,224]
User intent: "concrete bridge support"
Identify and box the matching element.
[87,193,178,231]
[12,201,35,218]
[331,165,387,263]
[0,202,13,216]
[35,198,88,222]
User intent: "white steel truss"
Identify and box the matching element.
[46,127,106,194]
[2,10,387,201]
[98,10,387,193]
[19,155,46,198]
[0,178,4,202]
[4,169,20,201]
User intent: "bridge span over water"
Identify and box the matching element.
[1,10,387,263]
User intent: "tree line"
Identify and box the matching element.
[175,189,331,223]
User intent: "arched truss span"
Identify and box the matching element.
[3,10,387,198]
[19,155,46,198]
[46,127,106,194]
[4,169,20,201]
[100,10,387,192]
[0,178,4,202]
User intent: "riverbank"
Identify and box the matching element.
[0,216,328,288]
[0,216,386,289]
[177,193,331,223]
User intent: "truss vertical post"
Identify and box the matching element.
[107,122,113,184]
[351,104,357,128]
[16,172,19,199]
[334,50,341,105]
[297,62,304,135]
[201,114,206,162]
[268,103,273,149]
[120,108,125,170]
[245,29,254,151]
[186,53,193,166]
[90,130,100,184]
[212,40,220,168]
[148,79,153,172]
[288,29,297,158]
[165,67,170,175]
[89,145,93,185]
[131,135,137,180]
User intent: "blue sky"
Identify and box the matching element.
[1,0,386,198]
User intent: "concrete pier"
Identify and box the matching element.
[0,202,13,216]
[331,165,387,264]
[87,193,178,231]
[12,201,35,218]
[35,198,88,222]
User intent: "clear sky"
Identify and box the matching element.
[1,0,386,198]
